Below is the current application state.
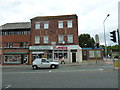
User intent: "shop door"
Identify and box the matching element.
[72,53,76,62]
[21,55,24,64]
[82,50,87,60]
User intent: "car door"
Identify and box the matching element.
[41,59,51,68]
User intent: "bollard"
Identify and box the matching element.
[113,58,119,69]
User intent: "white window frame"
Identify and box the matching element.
[35,36,40,44]
[58,21,63,28]
[35,22,40,29]
[67,20,72,28]
[44,21,49,29]
[44,36,49,44]
[58,35,64,43]
[68,35,73,43]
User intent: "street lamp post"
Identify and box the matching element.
[103,14,110,60]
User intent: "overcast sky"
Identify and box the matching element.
[0,0,119,46]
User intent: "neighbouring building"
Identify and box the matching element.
[0,14,82,65]
[29,14,82,64]
[82,48,103,60]
[0,22,31,65]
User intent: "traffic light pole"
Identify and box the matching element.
[117,29,120,59]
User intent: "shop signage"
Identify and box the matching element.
[53,46,68,49]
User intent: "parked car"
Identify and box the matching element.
[32,58,59,70]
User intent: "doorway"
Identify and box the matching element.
[72,53,76,62]
[82,50,88,60]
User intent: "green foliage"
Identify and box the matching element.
[107,45,119,54]
[100,45,119,56]
[79,34,95,48]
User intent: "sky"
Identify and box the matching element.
[0,0,119,46]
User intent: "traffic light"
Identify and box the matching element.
[110,31,116,42]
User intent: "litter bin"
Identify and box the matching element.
[113,58,119,69]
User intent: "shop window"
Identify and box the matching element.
[54,50,68,61]
[4,55,21,64]
[89,51,95,58]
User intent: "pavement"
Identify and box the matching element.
[1,59,114,67]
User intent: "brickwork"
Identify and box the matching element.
[31,14,79,46]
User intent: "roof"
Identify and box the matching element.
[31,14,77,21]
[0,22,31,30]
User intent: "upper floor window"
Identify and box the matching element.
[68,35,73,43]
[35,22,40,29]
[20,42,27,47]
[44,21,49,29]
[35,36,40,44]
[1,31,30,35]
[6,42,13,48]
[58,35,64,43]
[44,36,49,44]
[67,20,72,28]
[58,21,63,28]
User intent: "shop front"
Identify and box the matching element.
[3,52,28,64]
[29,45,82,64]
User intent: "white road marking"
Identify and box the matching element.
[99,68,103,70]
[49,70,52,72]
[5,85,11,89]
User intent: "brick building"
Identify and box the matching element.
[0,22,31,64]
[29,14,82,64]
[0,14,82,65]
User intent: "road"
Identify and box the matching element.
[2,61,119,89]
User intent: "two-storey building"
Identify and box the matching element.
[0,22,30,64]
[29,14,82,64]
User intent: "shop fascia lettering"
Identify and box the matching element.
[30,46,68,50]
[29,45,80,50]
[53,46,68,50]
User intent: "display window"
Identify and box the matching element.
[53,50,68,61]
[4,55,21,64]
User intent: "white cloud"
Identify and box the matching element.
[0,0,119,45]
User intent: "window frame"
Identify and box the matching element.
[44,21,49,29]
[58,35,64,43]
[58,21,63,28]
[44,36,49,44]
[67,35,73,43]
[35,22,40,29]
[67,20,73,28]
[35,36,40,44]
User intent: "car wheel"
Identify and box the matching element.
[32,65,37,70]
[51,65,56,69]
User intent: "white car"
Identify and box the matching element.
[32,58,59,70]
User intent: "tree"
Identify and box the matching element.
[79,34,95,48]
